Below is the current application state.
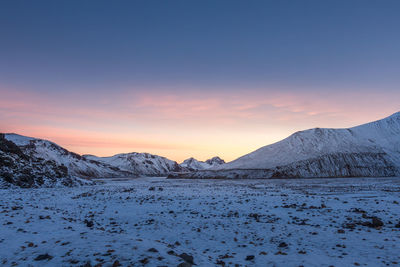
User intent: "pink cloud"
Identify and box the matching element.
[0,85,399,161]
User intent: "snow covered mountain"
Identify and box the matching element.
[179,112,400,179]
[180,156,225,171]
[205,156,225,166]
[4,134,133,178]
[84,153,182,176]
[0,134,82,188]
[4,134,182,178]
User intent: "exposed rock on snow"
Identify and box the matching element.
[180,156,225,171]
[179,112,400,179]
[1,177,400,266]
[0,134,81,188]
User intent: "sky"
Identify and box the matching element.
[1,0,399,162]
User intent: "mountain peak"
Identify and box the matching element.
[180,156,225,171]
[205,156,225,165]
[187,112,400,179]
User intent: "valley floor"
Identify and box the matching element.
[1,177,400,267]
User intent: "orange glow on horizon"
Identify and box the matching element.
[1,86,399,162]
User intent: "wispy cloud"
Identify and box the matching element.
[0,85,399,161]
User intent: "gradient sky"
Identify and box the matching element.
[1,0,399,162]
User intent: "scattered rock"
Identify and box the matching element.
[179,253,194,264]
[278,242,288,248]
[139,258,149,264]
[364,217,384,228]
[216,259,225,265]
[245,255,255,261]
[371,217,384,228]
[34,254,53,261]
[85,219,94,228]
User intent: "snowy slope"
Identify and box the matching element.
[5,133,132,178]
[181,112,400,179]
[4,134,182,178]
[84,153,182,177]
[0,134,82,188]
[180,156,225,171]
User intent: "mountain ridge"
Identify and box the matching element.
[175,111,400,179]
[2,112,399,181]
[0,134,83,188]
[180,156,225,171]
[2,133,220,179]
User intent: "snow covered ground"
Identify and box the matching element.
[1,177,400,266]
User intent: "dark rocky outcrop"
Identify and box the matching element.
[0,134,81,188]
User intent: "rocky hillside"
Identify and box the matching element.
[0,134,81,188]
[4,134,183,178]
[4,134,133,178]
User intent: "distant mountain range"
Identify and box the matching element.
[0,133,224,187]
[174,112,400,179]
[1,112,399,187]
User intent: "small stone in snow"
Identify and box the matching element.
[278,242,288,248]
[34,254,53,261]
[245,255,255,261]
[139,258,149,264]
[179,253,194,264]
[85,220,94,227]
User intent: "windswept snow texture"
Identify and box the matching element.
[0,177,399,266]
[4,134,182,178]
[185,112,400,179]
[180,156,225,171]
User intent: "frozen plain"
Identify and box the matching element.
[1,177,400,267]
